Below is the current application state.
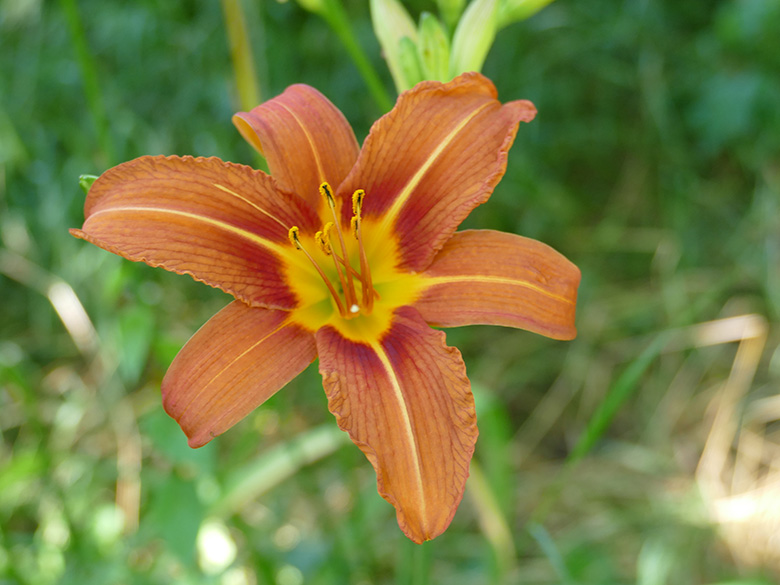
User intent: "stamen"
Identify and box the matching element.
[314,231,325,253]
[288,225,347,317]
[288,226,301,249]
[352,189,364,216]
[350,216,359,238]
[315,221,334,255]
[288,186,379,319]
[320,222,353,314]
[320,182,358,308]
[350,189,374,313]
[321,222,363,285]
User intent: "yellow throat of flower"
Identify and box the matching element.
[285,182,423,341]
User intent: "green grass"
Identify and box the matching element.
[2,0,780,583]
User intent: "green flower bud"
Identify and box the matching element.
[497,0,555,28]
[449,0,498,77]
[398,36,424,89]
[293,0,325,14]
[370,0,418,92]
[435,0,466,29]
[417,12,451,82]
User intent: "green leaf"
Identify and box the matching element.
[149,473,203,565]
[78,174,98,195]
[140,408,216,473]
[114,304,156,386]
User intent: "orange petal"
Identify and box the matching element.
[233,85,360,212]
[70,155,320,310]
[337,72,536,272]
[316,306,478,543]
[414,230,580,340]
[163,300,316,448]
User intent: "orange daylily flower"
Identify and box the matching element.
[71,72,580,543]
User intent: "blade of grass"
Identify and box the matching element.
[567,332,673,464]
[0,249,98,356]
[467,460,517,580]
[527,522,575,585]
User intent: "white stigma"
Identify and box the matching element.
[350,304,360,314]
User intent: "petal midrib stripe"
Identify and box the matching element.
[422,274,575,304]
[87,206,291,257]
[176,317,291,421]
[278,101,327,184]
[381,101,494,229]
[212,183,291,230]
[370,340,427,523]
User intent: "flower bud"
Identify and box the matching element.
[497,0,555,28]
[293,0,324,14]
[449,0,498,77]
[417,12,450,82]
[435,0,466,29]
[398,36,425,89]
[370,0,418,92]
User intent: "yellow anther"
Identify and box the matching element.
[314,230,325,254]
[286,223,347,317]
[307,183,377,317]
[288,226,301,249]
[350,215,359,238]
[315,222,334,255]
[319,182,335,204]
[352,189,365,216]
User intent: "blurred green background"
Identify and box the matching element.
[2,0,780,583]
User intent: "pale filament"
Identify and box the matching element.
[288,183,375,319]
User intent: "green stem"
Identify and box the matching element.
[319,0,394,112]
[221,0,268,171]
[221,0,262,111]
